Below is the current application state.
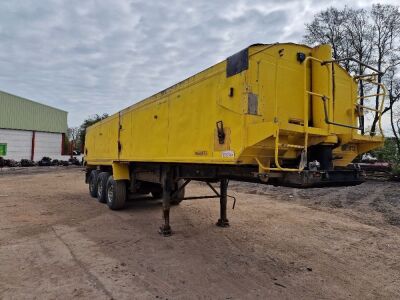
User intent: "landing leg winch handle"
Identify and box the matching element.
[320,96,360,130]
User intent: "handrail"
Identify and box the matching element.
[357,93,385,100]
[307,91,329,99]
[254,55,386,173]
[305,56,333,133]
[356,104,380,113]
[322,58,386,137]
[319,96,360,130]
[322,57,383,75]
[376,82,386,136]
[260,56,327,172]
[355,82,386,136]
[254,56,315,173]
[353,73,379,80]
[255,129,308,172]
[257,56,318,172]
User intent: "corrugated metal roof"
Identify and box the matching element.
[0,90,68,133]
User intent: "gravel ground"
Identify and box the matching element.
[230,179,400,227]
[0,167,399,299]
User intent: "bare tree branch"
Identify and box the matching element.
[304,4,400,154]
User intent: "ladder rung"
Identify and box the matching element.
[278,143,305,149]
[355,104,380,113]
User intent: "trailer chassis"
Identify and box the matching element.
[86,162,364,236]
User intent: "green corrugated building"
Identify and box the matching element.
[0,90,68,161]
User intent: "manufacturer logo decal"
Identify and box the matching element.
[195,151,208,156]
[222,150,235,158]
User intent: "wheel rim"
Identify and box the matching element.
[98,181,102,197]
[89,179,95,192]
[107,184,114,204]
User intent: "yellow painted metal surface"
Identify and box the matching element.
[311,45,331,131]
[85,43,384,171]
[112,162,130,180]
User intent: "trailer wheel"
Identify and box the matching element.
[88,170,100,198]
[106,176,127,210]
[97,172,110,203]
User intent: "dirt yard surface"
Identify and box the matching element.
[0,167,399,299]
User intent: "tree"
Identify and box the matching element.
[343,8,375,134]
[372,137,399,162]
[304,7,351,66]
[67,126,80,155]
[304,4,400,149]
[68,127,80,144]
[78,113,109,151]
[387,72,400,155]
[369,4,400,135]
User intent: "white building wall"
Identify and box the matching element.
[0,129,32,160]
[0,129,63,161]
[33,132,62,161]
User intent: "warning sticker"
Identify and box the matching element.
[221,150,235,158]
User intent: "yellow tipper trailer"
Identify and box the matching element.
[85,43,385,235]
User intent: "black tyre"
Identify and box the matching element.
[97,172,110,203]
[88,170,100,198]
[106,176,127,210]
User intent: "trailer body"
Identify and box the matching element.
[84,43,385,234]
[86,43,383,182]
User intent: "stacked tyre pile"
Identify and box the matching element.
[0,157,23,167]
[0,156,82,168]
[38,156,81,167]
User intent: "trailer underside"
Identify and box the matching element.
[86,162,364,236]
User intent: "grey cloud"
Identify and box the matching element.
[0,0,396,126]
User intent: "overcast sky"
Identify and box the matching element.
[0,0,397,130]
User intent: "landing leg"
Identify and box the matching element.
[159,168,172,236]
[216,179,229,227]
